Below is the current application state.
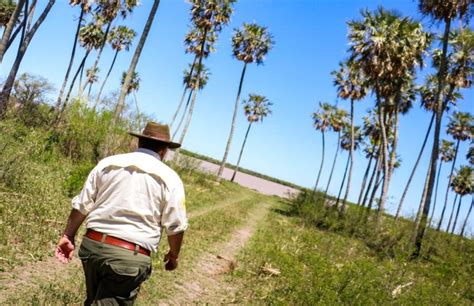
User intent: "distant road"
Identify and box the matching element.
[167,151,299,199]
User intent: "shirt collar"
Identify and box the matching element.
[136,148,162,161]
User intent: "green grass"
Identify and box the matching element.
[231,199,474,305]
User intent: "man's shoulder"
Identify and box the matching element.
[98,152,183,187]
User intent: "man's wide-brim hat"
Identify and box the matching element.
[129,122,181,149]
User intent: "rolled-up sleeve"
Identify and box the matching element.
[161,179,188,236]
[71,166,100,215]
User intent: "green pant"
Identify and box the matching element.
[78,236,152,306]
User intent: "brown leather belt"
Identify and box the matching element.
[85,229,151,256]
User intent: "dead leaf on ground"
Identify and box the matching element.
[391,282,413,298]
[260,262,281,276]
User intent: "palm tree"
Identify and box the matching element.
[348,8,431,226]
[0,0,18,27]
[113,0,161,122]
[0,0,55,118]
[414,0,472,257]
[217,23,274,181]
[175,62,210,145]
[80,0,138,95]
[119,70,140,113]
[84,66,99,99]
[357,139,377,206]
[460,198,473,237]
[447,165,473,234]
[94,25,136,108]
[436,112,474,230]
[0,0,24,62]
[173,62,209,140]
[231,94,272,182]
[324,106,348,199]
[332,61,367,215]
[430,140,455,223]
[395,72,461,219]
[467,143,474,165]
[58,21,105,118]
[336,125,363,211]
[55,0,91,110]
[312,102,333,196]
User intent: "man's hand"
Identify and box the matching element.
[164,252,178,271]
[55,235,75,264]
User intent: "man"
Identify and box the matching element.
[55,122,188,305]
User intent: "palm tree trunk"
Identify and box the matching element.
[55,4,85,111]
[177,86,198,146]
[170,55,198,129]
[396,113,435,219]
[377,104,391,226]
[414,162,432,231]
[440,138,460,224]
[170,88,188,128]
[78,61,85,96]
[413,16,451,258]
[460,198,473,237]
[367,162,382,212]
[324,132,341,197]
[0,0,26,62]
[79,21,112,95]
[341,99,355,214]
[0,0,55,118]
[25,0,37,32]
[429,160,443,222]
[114,0,161,122]
[17,0,28,50]
[172,89,193,140]
[312,131,325,198]
[358,154,373,206]
[446,193,459,233]
[133,91,139,114]
[94,49,119,109]
[335,152,350,210]
[231,122,252,182]
[451,195,463,235]
[361,153,379,208]
[217,62,248,181]
[57,49,90,120]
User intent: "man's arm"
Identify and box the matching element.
[164,232,184,271]
[55,209,87,264]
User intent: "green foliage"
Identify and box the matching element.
[233,198,474,305]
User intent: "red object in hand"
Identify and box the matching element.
[164,252,178,271]
[55,235,75,264]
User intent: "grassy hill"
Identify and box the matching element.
[0,119,472,304]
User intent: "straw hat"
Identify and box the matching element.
[129,122,181,149]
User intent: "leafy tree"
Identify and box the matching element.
[332,60,367,214]
[0,0,56,118]
[217,22,274,181]
[447,165,473,234]
[55,0,91,110]
[172,62,209,140]
[94,25,136,108]
[414,0,472,257]
[348,7,431,226]
[324,107,348,200]
[0,0,23,62]
[173,0,235,147]
[436,112,474,230]
[231,94,272,182]
[430,140,455,222]
[120,70,140,113]
[312,102,333,196]
[80,0,138,95]
[58,21,105,119]
[113,0,161,121]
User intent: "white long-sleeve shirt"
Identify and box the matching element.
[72,148,188,252]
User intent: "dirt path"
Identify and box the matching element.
[162,202,270,305]
[0,194,250,303]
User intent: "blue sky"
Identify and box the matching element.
[1,0,473,233]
